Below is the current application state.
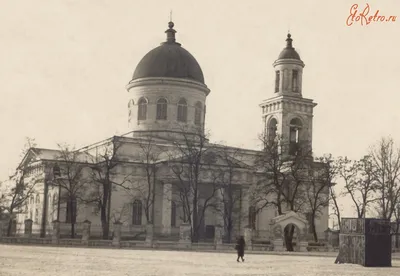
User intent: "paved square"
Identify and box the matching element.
[0,245,399,275]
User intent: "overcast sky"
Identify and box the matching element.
[1,0,399,223]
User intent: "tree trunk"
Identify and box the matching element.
[71,222,75,238]
[192,197,199,243]
[311,212,318,242]
[226,218,233,244]
[100,204,109,240]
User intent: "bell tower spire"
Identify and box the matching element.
[260,33,317,156]
[273,33,305,97]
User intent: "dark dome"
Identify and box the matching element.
[132,22,205,84]
[277,33,301,61]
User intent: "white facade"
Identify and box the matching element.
[10,25,329,242]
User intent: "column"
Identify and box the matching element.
[52,220,60,244]
[81,220,91,245]
[24,219,33,238]
[279,69,284,92]
[0,220,3,239]
[112,222,122,247]
[298,70,303,93]
[161,183,172,235]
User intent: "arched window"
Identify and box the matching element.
[177,98,187,122]
[248,206,256,230]
[171,201,176,227]
[138,97,147,120]
[36,194,40,204]
[156,98,168,120]
[289,118,303,155]
[194,102,202,125]
[132,200,142,225]
[268,118,278,143]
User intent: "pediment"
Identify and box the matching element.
[271,211,308,228]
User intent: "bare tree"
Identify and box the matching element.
[84,136,132,239]
[51,143,88,238]
[329,183,342,231]
[0,137,39,236]
[251,134,312,251]
[1,169,38,236]
[213,145,246,243]
[167,129,221,242]
[19,137,37,158]
[250,135,287,215]
[126,136,162,224]
[369,137,400,221]
[336,156,378,219]
[304,155,336,241]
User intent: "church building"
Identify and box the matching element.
[14,21,329,243]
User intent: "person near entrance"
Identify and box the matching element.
[235,236,245,262]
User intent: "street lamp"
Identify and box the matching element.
[52,164,61,221]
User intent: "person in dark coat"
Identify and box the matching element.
[235,236,245,262]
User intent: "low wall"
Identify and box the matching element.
[0,235,341,253]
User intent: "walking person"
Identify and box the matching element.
[235,236,245,262]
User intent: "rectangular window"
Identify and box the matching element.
[275,71,280,92]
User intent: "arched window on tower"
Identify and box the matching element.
[267,118,278,143]
[156,98,168,120]
[194,102,202,126]
[138,98,147,120]
[132,200,142,225]
[292,70,299,92]
[171,201,176,227]
[128,99,134,123]
[289,118,303,155]
[177,98,187,122]
[275,71,280,93]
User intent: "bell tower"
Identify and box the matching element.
[260,33,317,156]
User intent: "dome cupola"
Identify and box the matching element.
[126,21,210,141]
[131,22,205,84]
[277,33,302,61]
